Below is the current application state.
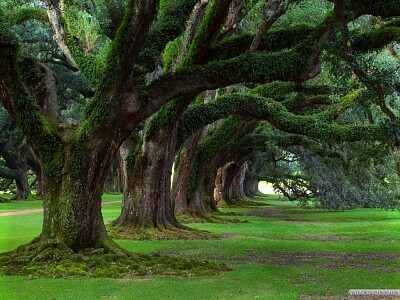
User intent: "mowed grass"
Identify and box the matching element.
[1,194,400,299]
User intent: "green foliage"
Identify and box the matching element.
[347,0,400,18]
[0,17,18,55]
[295,145,400,210]
[64,7,102,54]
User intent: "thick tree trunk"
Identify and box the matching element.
[203,168,219,213]
[244,178,259,197]
[214,162,240,206]
[114,126,182,230]
[172,129,203,214]
[186,157,222,220]
[243,160,259,197]
[187,172,215,220]
[36,139,122,251]
[229,162,248,201]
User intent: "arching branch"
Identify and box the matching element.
[178,92,388,145]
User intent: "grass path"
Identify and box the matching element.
[0,200,121,217]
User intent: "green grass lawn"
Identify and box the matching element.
[1,194,400,299]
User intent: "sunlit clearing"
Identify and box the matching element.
[258,181,276,195]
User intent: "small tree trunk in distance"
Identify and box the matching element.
[27,149,43,196]
[3,144,31,200]
[104,159,122,193]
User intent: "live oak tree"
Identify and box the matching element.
[1,0,400,275]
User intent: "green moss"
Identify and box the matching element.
[181,91,389,147]
[0,239,229,278]
[252,81,297,99]
[146,99,181,137]
[11,8,49,25]
[163,36,184,73]
[65,36,108,85]
[352,27,400,52]
[208,24,315,61]
[137,0,198,73]
[13,97,64,183]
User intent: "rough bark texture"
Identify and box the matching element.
[243,159,260,197]
[38,139,122,251]
[214,161,239,206]
[172,129,204,214]
[114,126,182,230]
[229,162,248,202]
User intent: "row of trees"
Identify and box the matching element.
[1,0,400,271]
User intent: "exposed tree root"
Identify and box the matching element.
[107,224,220,240]
[0,237,229,278]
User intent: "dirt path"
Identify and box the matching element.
[0,201,121,217]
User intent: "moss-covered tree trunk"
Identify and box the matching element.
[214,161,240,206]
[187,173,208,218]
[38,140,121,251]
[244,177,259,197]
[172,129,204,214]
[243,161,259,197]
[230,162,248,202]
[114,126,182,230]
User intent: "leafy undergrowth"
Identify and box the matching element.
[0,239,230,279]
[107,225,221,240]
